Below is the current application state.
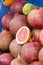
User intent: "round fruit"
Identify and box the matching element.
[38,48,43,63]
[10,57,28,65]
[30,41,41,51]
[0,53,13,65]
[0,30,13,50]
[10,15,28,35]
[38,30,43,46]
[3,0,14,6]
[9,39,21,57]
[22,3,35,15]
[20,43,38,63]
[16,26,31,44]
[32,29,41,40]
[29,61,43,65]
[2,12,13,30]
[10,1,26,14]
[27,8,43,28]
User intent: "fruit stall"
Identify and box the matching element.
[0,0,43,65]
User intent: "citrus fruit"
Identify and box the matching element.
[22,3,35,15]
[3,0,14,6]
[16,26,31,44]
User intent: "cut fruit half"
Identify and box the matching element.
[16,26,31,44]
[3,0,14,6]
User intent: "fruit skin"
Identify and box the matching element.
[30,41,41,51]
[29,61,43,65]
[0,53,13,65]
[0,30,13,50]
[22,3,35,15]
[27,8,43,28]
[16,26,31,44]
[10,15,28,35]
[38,30,43,46]
[9,39,21,57]
[32,29,41,40]
[10,57,28,65]
[10,1,26,14]
[20,43,38,63]
[38,48,43,64]
[2,12,13,30]
[3,0,14,6]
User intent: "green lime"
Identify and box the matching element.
[22,3,35,15]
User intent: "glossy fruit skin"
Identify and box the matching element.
[29,61,43,65]
[2,12,13,30]
[38,48,43,64]
[9,39,21,57]
[20,43,38,63]
[0,30,13,50]
[10,1,26,14]
[0,53,13,65]
[10,15,28,35]
[27,8,43,28]
[38,30,43,46]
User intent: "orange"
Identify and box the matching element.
[3,0,15,6]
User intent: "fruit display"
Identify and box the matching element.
[0,0,43,65]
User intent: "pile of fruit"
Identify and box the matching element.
[0,0,43,65]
